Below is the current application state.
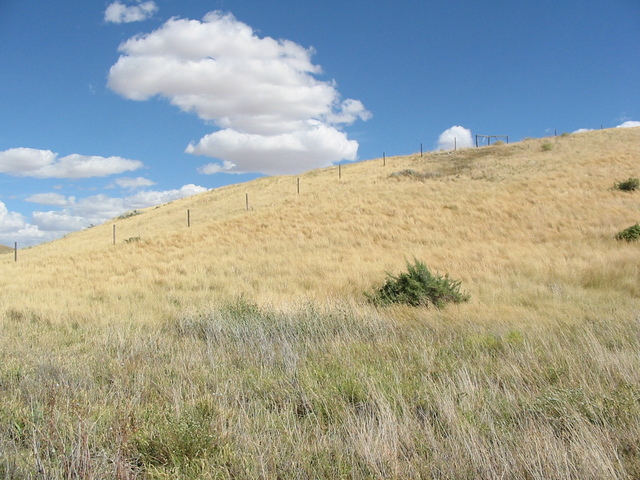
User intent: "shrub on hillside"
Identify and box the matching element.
[615,224,640,242]
[615,177,640,192]
[366,259,469,308]
[541,142,554,152]
[118,210,142,220]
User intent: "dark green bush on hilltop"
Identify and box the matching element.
[367,259,470,308]
[615,177,639,192]
[615,224,640,242]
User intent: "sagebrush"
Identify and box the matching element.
[615,177,639,192]
[615,223,640,242]
[366,259,469,308]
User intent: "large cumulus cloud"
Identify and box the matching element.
[108,11,371,175]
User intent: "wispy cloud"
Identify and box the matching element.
[108,11,371,175]
[26,193,74,206]
[0,148,143,179]
[113,176,157,190]
[104,1,158,24]
[436,126,473,151]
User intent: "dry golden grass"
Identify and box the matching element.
[1,128,640,479]
[1,127,639,325]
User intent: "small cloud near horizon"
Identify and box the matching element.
[104,1,158,24]
[616,120,640,128]
[436,126,474,151]
[574,120,640,134]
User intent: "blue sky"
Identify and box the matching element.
[1,0,638,246]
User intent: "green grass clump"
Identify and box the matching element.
[366,259,469,308]
[615,177,640,192]
[615,224,640,242]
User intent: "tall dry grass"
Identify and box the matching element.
[1,127,639,478]
[1,301,639,478]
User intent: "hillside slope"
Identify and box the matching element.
[1,128,639,324]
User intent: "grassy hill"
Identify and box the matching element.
[1,128,639,478]
[0,244,13,255]
[1,127,638,322]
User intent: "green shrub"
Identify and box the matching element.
[541,142,554,152]
[118,210,142,220]
[615,224,640,242]
[366,259,469,308]
[615,177,640,192]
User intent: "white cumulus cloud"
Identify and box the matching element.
[189,122,359,175]
[108,11,370,175]
[0,148,143,179]
[0,185,207,247]
[616,120,640,128]
[0,201,45,246]
[53,185,207,222]
[125,184,208,208]
[105,1,158,24]
[32,211,87,233]
[436,126,474,151]
[0,201,27,234]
